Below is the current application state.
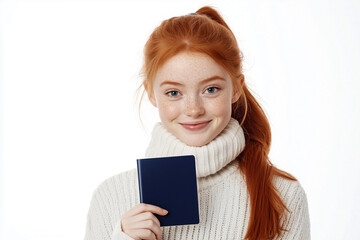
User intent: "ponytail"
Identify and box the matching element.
[233,85,296,239]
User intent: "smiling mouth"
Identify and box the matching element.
[180,120,212,131]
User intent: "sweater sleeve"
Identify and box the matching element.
[83,178,135,240]
[277,180,311,240]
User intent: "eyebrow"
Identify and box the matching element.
[160,75,226,87]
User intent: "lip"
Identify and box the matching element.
[180,120,212,131]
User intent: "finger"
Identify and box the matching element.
[123,207,164,228]
[127,228,156,240]
[127,203,168,217]
[124,211,162,240]
[121,212,161,237]
[127,218,162,238]
[128,211,161,227]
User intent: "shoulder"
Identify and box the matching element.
[273,175,311,238]
[98,168,138,188]
[274,173,307,206]
[273,174,310,227]
[90,168,138,205]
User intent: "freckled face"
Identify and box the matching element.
[148,52,240,147]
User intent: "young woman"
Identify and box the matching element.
[84,6,310,240]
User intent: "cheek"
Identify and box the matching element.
[208,96,232,117]
[157,101,180,121]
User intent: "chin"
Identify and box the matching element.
[181,137,213,147]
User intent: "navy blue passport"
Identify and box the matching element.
[136,155,200,227]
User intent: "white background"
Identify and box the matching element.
[1,0,359,239]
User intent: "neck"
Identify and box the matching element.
[145,118,246,178]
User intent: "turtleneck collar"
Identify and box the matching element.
[145,118,246,178]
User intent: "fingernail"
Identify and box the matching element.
[163,209,168,213]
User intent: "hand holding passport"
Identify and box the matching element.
[137,155,200,227]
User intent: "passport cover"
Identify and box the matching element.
[136,155,200,227]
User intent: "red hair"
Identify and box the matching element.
[140,6,296,240]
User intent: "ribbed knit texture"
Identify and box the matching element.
[84,118,310,240]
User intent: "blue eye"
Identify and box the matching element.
[167,90,180,97]
[206,87,219,94]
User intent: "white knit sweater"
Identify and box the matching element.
[84,118,310,239]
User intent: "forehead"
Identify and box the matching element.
[154,52,230,84]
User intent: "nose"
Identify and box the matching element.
[184,95,205,118]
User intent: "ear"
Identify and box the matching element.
[148,93,158,107]
[231,89,241,103]
[144,81,158,107]
[231,74,244,103]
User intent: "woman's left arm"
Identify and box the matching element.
[276,180,311,240]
